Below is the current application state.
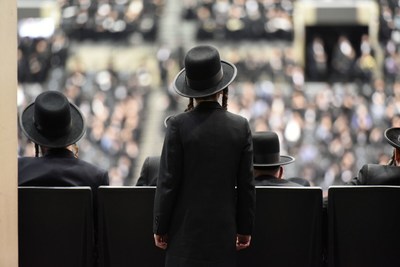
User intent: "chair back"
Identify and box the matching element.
[328,186,400,267]
[97,186,165,267]
[18,186,94,267]
[237,186,323,267]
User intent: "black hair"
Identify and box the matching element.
[185,88,229,112]
[185,98,194,112]
[222,88,228,110]
[254,165,281,173]
[388,148,396,166]
[34,143,40,157]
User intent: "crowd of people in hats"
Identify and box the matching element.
[18,44,400,267]
[17,0,400,191]
[18,59,151,185]
[15,1,400,266]
[18,90,109,192]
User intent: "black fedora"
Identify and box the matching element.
[173,45,237,98]
[20,91,86,148]
[253,131,295,167]
[384,127,400,149]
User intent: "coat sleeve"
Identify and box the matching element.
[153,116,183,234]
[101,169,110,186]
[348,164,368,185]
[236,120,256,235]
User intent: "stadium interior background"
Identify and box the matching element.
[16,0,400,192]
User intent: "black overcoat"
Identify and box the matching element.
[136,156,160,186]
[18,148,109,191]
[349,163,400,185]
[153,101,256,267]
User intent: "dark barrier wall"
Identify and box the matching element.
[18,185,400,267]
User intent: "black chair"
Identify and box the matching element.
[18,186,95,267]
[328,186,400,267]
[97,186,165,267]
[237,186,324,267]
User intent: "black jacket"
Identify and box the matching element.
[18,148,109,191]
[153,101,256,266]
[254,174,306,187]
[349,163,400,185]
[136,156,160,186]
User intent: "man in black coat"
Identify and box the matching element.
[136,116,172,186]
[153,45,256,267]
[349,163,400,185]
[136,156,160,186]
[18,90,109,191]
[252,131,308,187]
[349,127,400,185]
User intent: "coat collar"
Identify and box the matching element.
[254,174,303,186]
[254,174,278,181]
[44,148,75,158]
[194,101,223,111]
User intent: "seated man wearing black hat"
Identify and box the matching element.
[252,131,309,186]
[18,90,109,191]
[349,127,400,185]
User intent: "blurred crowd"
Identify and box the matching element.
[307,34,378,84]
[226,70,399,190]
[379,0,400,84]
[17,34,158,185]
[18,61,154,185]
[160,39,399,190]
[58,0,164,41]
[17,0,400,188]
[182,0,293,41]
[18,30,69,83]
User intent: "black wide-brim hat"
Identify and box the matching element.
[20,91,86,148]
[253,131,295,167]
[384,127,400,149]
[173,45,237,98]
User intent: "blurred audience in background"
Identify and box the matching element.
[182,0,294,41]
[17,0,400,190]
[58,0,163,41]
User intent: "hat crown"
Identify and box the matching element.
[184,45,224,91]
[20,90,86,148]
[253,131,281,165]
[173,45,237,98]
[33,91,72,137]
[185,46,221,81]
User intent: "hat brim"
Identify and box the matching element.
[20,102,86,148]
[163,115,174,128]
[384,127,400,149]
[253,155,295,167]
[173,60,237,98]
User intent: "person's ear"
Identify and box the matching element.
[395,148,400,166]
[278,166,284,179]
